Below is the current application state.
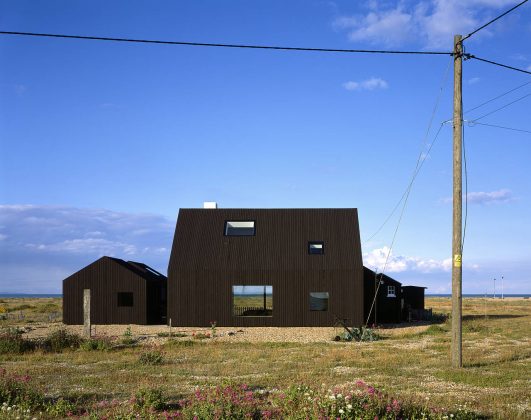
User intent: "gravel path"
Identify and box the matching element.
[21,322,430,344]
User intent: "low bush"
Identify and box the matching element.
[121,326,136,345]
[40,329,82,352]
[0,328,34,354]
[338,327,381,342]
[80,336,111,351]
[133,387,165,410]
[138,349,165,365]
[45,397,77,417]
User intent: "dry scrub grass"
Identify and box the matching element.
[1,297,529,418]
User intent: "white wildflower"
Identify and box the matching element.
[339,408,344,414]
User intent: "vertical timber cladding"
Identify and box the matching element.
[363,267,403,324]
[63,257,167,325]
[167,209,364,327]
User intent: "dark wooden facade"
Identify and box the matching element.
[363,267,403,324]
[402,286,426,320]
[167,208,364,327]
[63,257,167,325]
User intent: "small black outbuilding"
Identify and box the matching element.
[363,267,403,325]
[402,285,427,321]
[63,256,167,325]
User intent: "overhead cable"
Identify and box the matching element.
[0,30,453,55]
[470,92,531,121]
[461,0,529,42]
[469,55,531,76]
[363,57,452,245]
[466,121,531,134]
[464,80,531,115]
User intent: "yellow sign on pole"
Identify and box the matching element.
[454,254,462,268]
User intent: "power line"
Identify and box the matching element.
[466,121,531,134]
[461,0,529,42]
[363,57,452,245]
[0,30,453,55]
[470,92,531,121]
[464,80,531,115]
[469,55,531,75]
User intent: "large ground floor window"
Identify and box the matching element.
[233,285,273,317]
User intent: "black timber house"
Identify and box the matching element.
[63,256,167,325]
[167,208,364,327]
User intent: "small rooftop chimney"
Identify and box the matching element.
[203,201,218,209]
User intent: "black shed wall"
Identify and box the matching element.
[363,267,403,324]
[168,209,364,327]
[402,286,426,312]
[63,257,165,325]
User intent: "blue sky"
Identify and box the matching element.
[0,0,530,294]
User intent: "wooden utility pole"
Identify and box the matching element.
[451,34,463,368]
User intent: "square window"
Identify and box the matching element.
[232,285,272,317]
[117,292,134,307]
[309,292,329,311]
[225,221,256,236]
[308,241,324,255]
[387,286,396,298]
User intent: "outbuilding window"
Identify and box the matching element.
[308,241,324,255]
[225,221,256,236]
[387,286,396,298]
[309,292,329,311]
[117,292,134,307]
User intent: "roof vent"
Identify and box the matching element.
[203,201,218,209]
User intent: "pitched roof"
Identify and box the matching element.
[107,257,166,282]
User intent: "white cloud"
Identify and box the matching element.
[441,189,513,204]
[467,189,513,204]
[364,246,452,273]
[0,205,174,292]
[468,77,481,84]
[334,0,520,49]
[343,77,389,91]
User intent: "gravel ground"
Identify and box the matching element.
[21,322,431,344]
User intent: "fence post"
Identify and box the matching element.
[83,289,91,338]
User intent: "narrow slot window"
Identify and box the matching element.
[308,241,324,255]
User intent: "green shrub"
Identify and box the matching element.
[339,327,380,342]
[134,387,165,410]
[0,328,34,354]
[138,350,165,365]
[121,326,136,345]
[45,397,77,417]
[80,337,111,351]
[41,329,82,352]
